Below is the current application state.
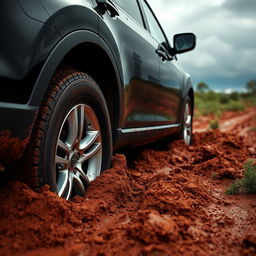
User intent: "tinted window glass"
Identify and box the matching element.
[112,0,144,26]
[141,1,166,43]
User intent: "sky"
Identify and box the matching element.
[147,0,256,92]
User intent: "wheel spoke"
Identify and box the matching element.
[65,172,74,200]
[79,131,99,151]
[66,107,79,148]
[56,155,68,167]
[57,139,70,153]
[183,102,192,145]
[57,170,69,197]
[186,115,192,126]
[77,105,85,145]
[73,173,86,196]
[78,143,101,164]
[76,166,89,183]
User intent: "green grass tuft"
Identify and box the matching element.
[225,160,256,195]
[209,119,219,129]
[225,181,241,195]
[243,160,256,193]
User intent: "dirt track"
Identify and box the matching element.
[0,108,256,256]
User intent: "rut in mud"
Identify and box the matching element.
[0,108,256,256]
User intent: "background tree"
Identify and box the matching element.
[246,79,256,94]
[197,82,209,93]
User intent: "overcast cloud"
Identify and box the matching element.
[147,0,256,91]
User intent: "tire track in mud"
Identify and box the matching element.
[0,109,256,256]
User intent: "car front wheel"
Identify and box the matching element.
[21,70,112,200]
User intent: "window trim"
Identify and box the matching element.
[138,0,171,47]
[111,0,146,29]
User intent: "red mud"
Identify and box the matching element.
[0,131,29,165]
[0,108,256,256]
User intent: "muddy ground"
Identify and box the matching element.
[0,108,256,256]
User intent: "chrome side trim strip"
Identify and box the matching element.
[119,123,180,134]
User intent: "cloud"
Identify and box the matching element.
[223,0,256,16]
[147,0,256,89]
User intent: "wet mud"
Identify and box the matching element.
[0,108,256,256]
[0,130,29,165]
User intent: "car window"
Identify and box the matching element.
[140,0,166,43]
[112,0,144,27]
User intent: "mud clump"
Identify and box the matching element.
[0,131,29,165]
[0,109,256,255]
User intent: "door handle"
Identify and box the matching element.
[156,48,168,61]
[156,44,173,61]
[96,0,119,17]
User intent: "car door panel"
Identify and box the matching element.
[139,0,183,125]
[157,59,183,124]
[97,1,160,128]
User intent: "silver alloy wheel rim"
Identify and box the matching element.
[55,104,102,199]
[183,102,192,145]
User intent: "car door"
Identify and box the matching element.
[140,0,183,125]
[96,0,161,128]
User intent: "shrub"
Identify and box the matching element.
[244,95,256,107]
[224,101,245,112]
[197,101,220,115]
[225,181,241,195]
[219,94,230,104]
[197,82,209,93]
[230,92,240,101]
[209,119,219,129]
[226,160,256,195]
[204,91,218,101]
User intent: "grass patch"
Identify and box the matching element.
[225,160,256,195]
[223,101,245,112]
[242,95,256,107]
[209,119,219,129]
[195,91,256,117]
[249,127,256,132]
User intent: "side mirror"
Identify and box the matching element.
[173,33,196,54]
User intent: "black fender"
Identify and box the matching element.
[182,73,194,103]
[28,30,123,121]
[178,73,194,125]
[0,1,61,80]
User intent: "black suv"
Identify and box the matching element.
[0,0,196,199]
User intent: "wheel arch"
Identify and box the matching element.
[188,87,194,113]
[183,73,194,112]
[28,30,124,132]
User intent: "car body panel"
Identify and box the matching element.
[96,2,162,128]
[0,0,195,167]
[157,59,183,124]
[39,0,97,37]
[17,0,50,23]
[0,1,61,80]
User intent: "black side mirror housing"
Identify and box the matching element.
[173,33,196,55]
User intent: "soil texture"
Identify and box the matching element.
[0,108,256,256]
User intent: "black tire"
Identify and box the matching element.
[179,97,193,145]
[21,69,112,199]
